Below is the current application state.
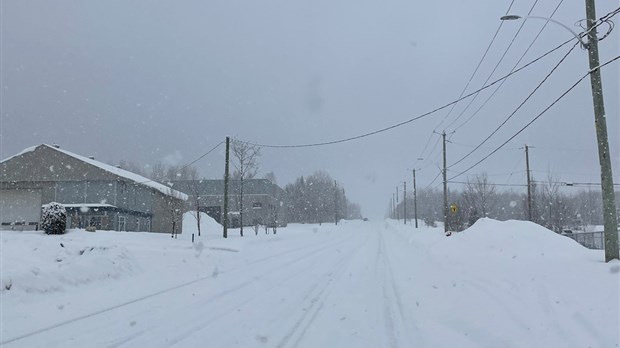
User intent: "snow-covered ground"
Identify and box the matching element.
[1,215,618,347]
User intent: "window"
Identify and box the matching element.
[118,216,126,231]
[89,216,103,229]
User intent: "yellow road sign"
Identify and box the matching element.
[450,203,458,214]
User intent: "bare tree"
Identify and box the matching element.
[117,160,148,177]
[462,173,497,225]
[184,170,203,237]
[231,139,261,237]
[264,171,277,184]
[150,162,167,183]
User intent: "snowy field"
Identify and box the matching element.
[1,214,619,347]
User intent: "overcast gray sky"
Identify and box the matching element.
[2,0,619,218]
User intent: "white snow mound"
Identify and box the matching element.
[447,218,589,258]
[1,231,139,295]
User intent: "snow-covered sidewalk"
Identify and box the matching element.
[1,217,618,347]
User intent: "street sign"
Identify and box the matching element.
[450,203,458,214]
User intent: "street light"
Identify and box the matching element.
[500,15,589,48]
[501,5,619,262]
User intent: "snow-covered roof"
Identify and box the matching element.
[0,145,38,164]
[6,144,188,201]
[55,204,118,208]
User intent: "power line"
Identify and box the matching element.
[453,0,565,132]
[434,0,517,132]
[239,37,574,149]
[532,181,620,187]
[138,141,224,185]
[423,171,442,191]
[177,142,224,173]
[449,180,527,187]
[444,0,543,131]
[448,41,579,169]
[448,54,620,181]
[419,0,517,164]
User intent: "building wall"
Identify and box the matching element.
[188,193,286,227]
[152,192,184,234]
[1,145,183,233]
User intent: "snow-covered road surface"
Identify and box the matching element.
[2,218,618,347]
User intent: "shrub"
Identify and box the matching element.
[424,216,436,227]
[41,202,67,235]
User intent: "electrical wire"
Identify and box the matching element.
[448,41,579,169]
[532,181,620,187]
[453,0,565,132]
[449,180,527,187]
[448,54,620,181]
[434,0,517,132]
[137,141,224,185]
[423,171,443,191]
[444,0,542,131]
[416,0,517,166]
[238,37,574,149]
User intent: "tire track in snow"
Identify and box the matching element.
[379,231,400,348]
[275,232,372,348]
[160,235,357,348]
[2,231,354,347]
[379,227,422,348]
[113,231,358,348]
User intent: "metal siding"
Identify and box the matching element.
[0,189,42,227]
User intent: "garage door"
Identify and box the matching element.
[0,189,42,229]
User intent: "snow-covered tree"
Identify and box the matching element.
[41,202,67,235]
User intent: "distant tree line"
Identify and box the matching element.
[285,170,362,224]
[392,172,619,233]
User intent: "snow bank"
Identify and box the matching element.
[447,218,591,258]
[1,230,140,295]
[181,212,223,239]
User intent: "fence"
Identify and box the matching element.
[563,232,605,250]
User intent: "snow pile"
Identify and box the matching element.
[445,217,591,258]
[1,231,139,295]
[181,212,223,239]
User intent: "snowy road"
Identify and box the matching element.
[2,219,619,347]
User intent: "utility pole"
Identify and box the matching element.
[585,0,619,262]
[342,188,347,220]
[525,145,532,222]
[334,180,339,225]
[392,193,395,219]
[403,181,407,225]
[396,187,400,223]
[223,136,230,238]
[413,169,418,228]
[442,131,448,233]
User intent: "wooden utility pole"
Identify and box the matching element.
[223,136,230,238]
[403,181,407,225]
[334,180,339,225]
[525,145,532,222]
[396,187,400,223]
[585,0,618,261]
[392,193,395,219]
[342,188,347,219]
[442,131,448,233]
[413,169,418,228]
